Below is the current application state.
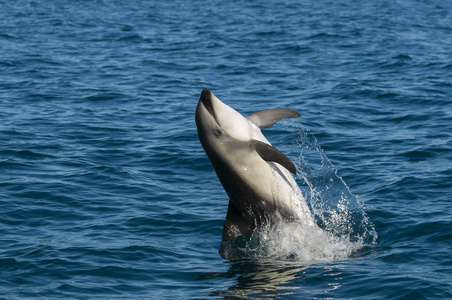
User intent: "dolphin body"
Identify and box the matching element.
[195,88,314,243]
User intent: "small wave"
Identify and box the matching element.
[116,34,143,43]
[0,149,56,159]
[83,92,127,102]
[306,32,346,40]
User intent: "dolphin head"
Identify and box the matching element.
[195,88,299,177]
[195,88,260,147]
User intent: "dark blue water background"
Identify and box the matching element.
[1,0,451,299]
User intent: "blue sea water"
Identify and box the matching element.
[1,0,451,298]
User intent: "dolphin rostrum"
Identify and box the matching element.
[195,88,314,243]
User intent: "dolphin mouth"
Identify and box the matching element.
[198,88,218,123]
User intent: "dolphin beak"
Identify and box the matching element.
[197,88,221,127]
[199,88,216,119]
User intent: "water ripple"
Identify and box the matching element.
[0,0,451,298]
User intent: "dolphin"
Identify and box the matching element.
[195,88,314,242]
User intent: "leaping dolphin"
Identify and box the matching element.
[195,88,314,242]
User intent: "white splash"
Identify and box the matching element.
[222,125,377,262]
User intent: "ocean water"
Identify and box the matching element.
[1,0,451,299]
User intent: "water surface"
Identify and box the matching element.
[1,0,451,299]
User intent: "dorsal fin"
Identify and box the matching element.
[246,108,301,128]
[251,139,297,174]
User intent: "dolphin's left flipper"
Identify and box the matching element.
[246,108,301,128]
[251,140,297,174]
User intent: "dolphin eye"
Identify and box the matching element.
[213,127,222,137]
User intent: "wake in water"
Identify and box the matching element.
[221,125,378,262]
